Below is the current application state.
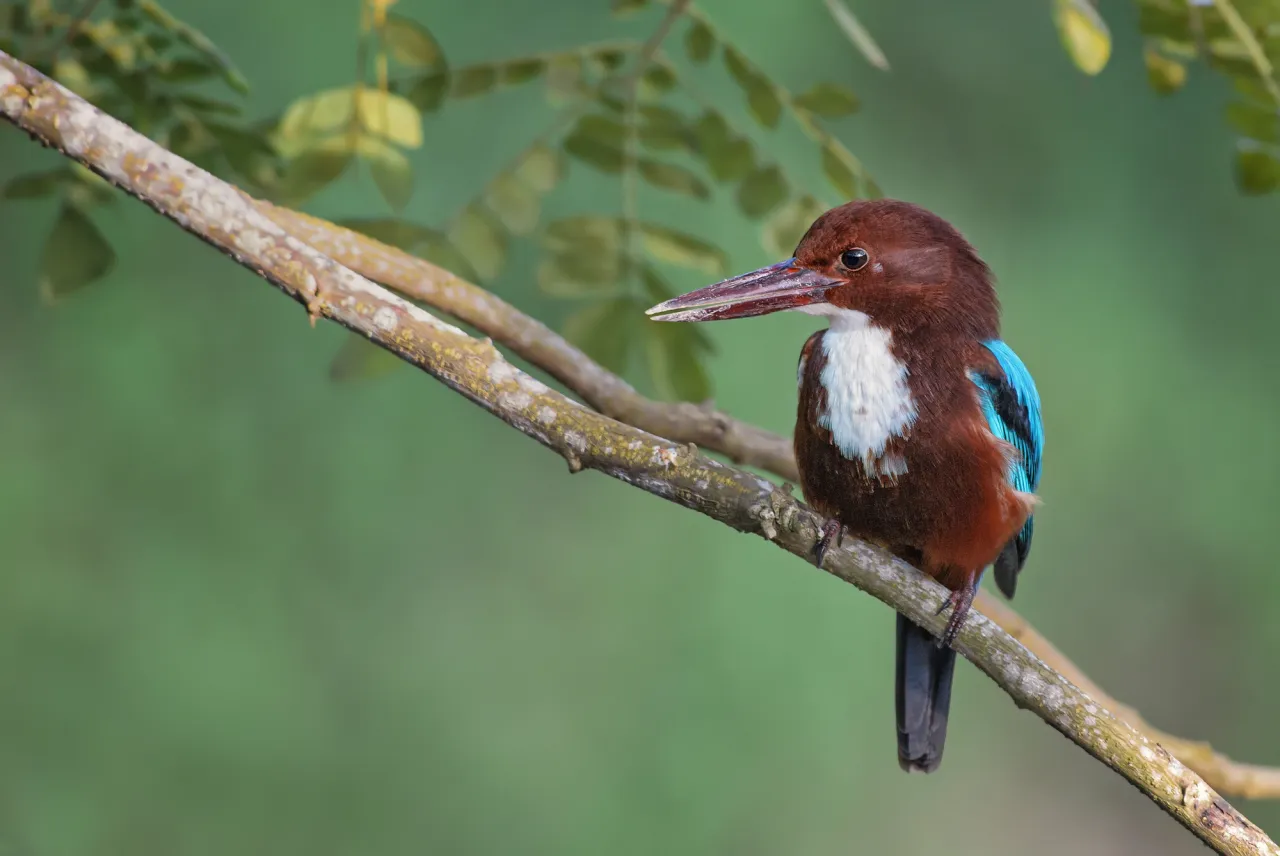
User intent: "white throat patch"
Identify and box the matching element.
[797,306,917,476]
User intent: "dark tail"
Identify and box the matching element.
[895,613,957,773]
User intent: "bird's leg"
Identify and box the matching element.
[934,579,978,649]
[814,518,847,569]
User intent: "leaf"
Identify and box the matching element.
[640,224,727,275]
[154,57,218,83]
[561,298,637,374]
[638,105,689,151]
[821,144,859,199]
[361,137,414,211]
[512,143,564,192]
[646,322,712,402]
[640,65,677,94]
[177,94,241,116]
[723,47,781,129]
[419,234,483,282]
[448,204,506,281]
[1053,0,1111,76]
[762,194,825,257]
[330,335,404,382]
[1235,145,1280,195]
[452,66,498,98]
[611,0,648,15]
[337,218,440,252]
[1144,46,1188,95]
[357,89,424,148]
[570,113,627,146]
[737,165,788,218]
[275,138,355,203]
[546,54,584,103]
[685,20,714,63]
[2,168,71,199]
[1227,101,1279,143]
[639,160,709,199]
[38,204,116,302]
[485,173,540,235]
[564,128,624,174]
[822,0,890,71]
[794,82,860,117]
[545,216,622,254]
[693,112,755,182]
[502,58,546,84]
[407,72,449,112]
[277,87,357,149]
[537,253,623,296]
[382,14,443,68]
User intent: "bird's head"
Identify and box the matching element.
[646,199,999,338]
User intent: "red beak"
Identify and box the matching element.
[645,258,842,322]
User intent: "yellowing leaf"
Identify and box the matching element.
[382,14,443,69]
[640,224,727,275]
[448,204,506,281]
[1144,47,1187,95]
[822,0,890,71]
[277,87,358,152]
[512,143,564,193]
[737,165,788,218]
[1053,0,1111,76]
[356,89,423,148]
[39,204,116,302]
[546,54,584,103]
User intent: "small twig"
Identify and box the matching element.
[1213,0,1280,107]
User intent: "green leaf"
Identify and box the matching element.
[275,140,354,204]
[502,58,546,84]
[793,82,860,117]
[571,113,627,146]
[1144,46,1188,95]
[1227,101,1279,143]
[1235,145,1280,195]
[361,137,414,212]
[685,20,714,63]
[640,65,677,95]
[562,298,638,374]
[1053,0,1111,76]
[2,168,71,199]
[420,233,483,282]
[646,322,712,402]
[640,224,727,275]
[448,204,506,281]
[357,89,424,148]
[155,57,218,83]
[408,72,449,112]
[329,335,404,382]
[452,66,498,98]
[639,160,709,199]
[693,112,754,182]
[336,218,441,253]
[178,94,241,116]
[546,54,584,103]
[821,144,859,199]
[638,105,689,151]
[512,143,564,192]
[545,216,622,254]
[762,194,825,257]
[537,253,623,296]
[737,165,788,218]
[383,14,443,69]
[564,128,624,174]
[723,47,781,129]
[822,0,890,71]
[38,204,115,302]
[485,173,540,235]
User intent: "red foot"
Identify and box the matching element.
[935,581,977,649]
[814,518,846,569]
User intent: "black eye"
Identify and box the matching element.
[840,248,869,271]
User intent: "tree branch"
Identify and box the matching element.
[2,51,1277,855]
[256,209,1280,803]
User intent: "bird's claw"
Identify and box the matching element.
[814,518,846,569]
[934,582,977,649]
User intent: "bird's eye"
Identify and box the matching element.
[840,248,870,271]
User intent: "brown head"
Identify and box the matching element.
[646,199,1000,340]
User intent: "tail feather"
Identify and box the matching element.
[895,613,957,773]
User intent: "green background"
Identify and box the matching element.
[3,0,1279,854]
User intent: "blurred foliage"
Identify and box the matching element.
[4,0,1280,396]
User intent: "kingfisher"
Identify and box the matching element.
[645,199,1043,773]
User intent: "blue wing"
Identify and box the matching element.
[969,339,1043,599]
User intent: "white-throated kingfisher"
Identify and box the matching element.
[645,200,1044,773]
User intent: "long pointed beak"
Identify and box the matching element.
[645,258,842,323]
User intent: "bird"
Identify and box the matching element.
[645,199,1043,773]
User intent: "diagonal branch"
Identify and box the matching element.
[257,210,1280,801]
[1,51,1277,855]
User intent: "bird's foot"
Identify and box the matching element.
[934,581,977,650]
[814,518,846,569]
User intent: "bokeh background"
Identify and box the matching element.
[3,0,1279,854]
